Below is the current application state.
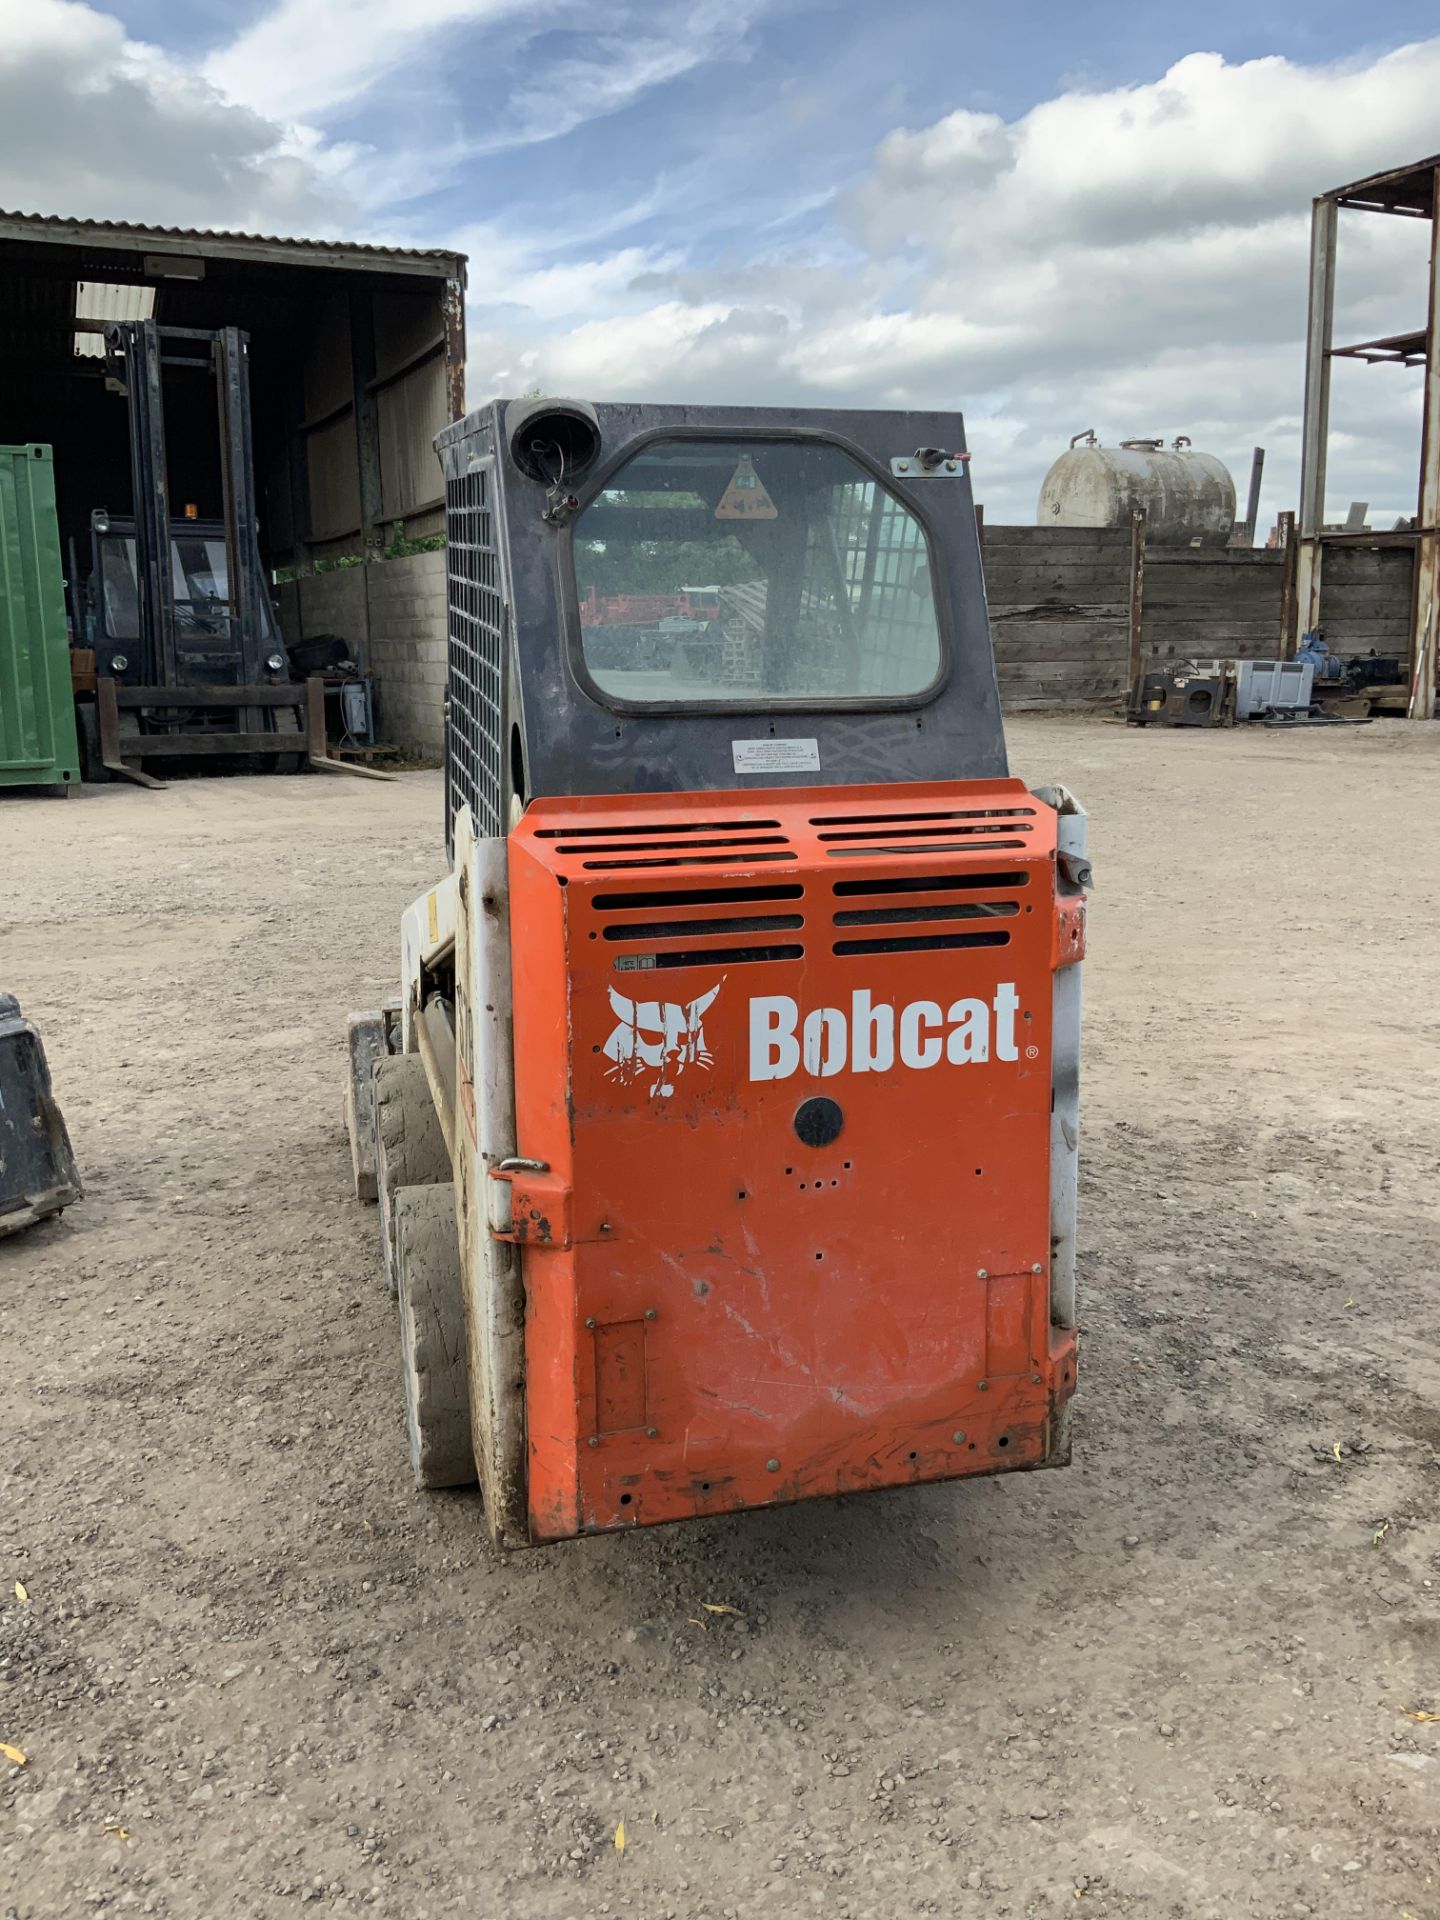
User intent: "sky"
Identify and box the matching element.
[1,0,1437,524]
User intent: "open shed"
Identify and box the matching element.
[0,210,466,752]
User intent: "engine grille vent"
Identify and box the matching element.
[811,808,1036,826]
[566,836,790,857]
[603,914,803,942]
[615,943,804,971]
[813,805,1035,859]
[581,849,797,870]
[833,901,1018,928]
[554,817,796,869]
[538,820,781,839]
[830,866,1025,957]
[594,883,804,910]
[833,929,1011,957]
[832,871,1027,897]
[593,878,807,971]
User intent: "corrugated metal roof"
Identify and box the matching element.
[0,209,463,276]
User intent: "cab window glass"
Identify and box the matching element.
[573,440,942,704]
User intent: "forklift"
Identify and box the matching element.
[344,398,1089,1548]
[74,320,329,785]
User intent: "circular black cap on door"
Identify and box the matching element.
[794,1096,844,1147]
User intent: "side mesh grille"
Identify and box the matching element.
[446,462,504,841]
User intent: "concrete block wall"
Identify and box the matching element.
[365,548,447,757]
[294,564,369,649]
[277,548,447,757]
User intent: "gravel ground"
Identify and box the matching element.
[2,714,1439,1920]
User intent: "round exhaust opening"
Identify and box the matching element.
[504,397,601,486]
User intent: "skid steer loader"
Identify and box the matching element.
[345,399,1088,1549]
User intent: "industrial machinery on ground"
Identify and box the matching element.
[344,399,1088,1549]
[1040,431,1237,547]
[73,321,322,785]
[0,996,81,1235]
[1127,649,1389,728]
[1126,663,1229,727]
[1294,633,1409,717]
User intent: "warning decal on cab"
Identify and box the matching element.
[715,455,777,520]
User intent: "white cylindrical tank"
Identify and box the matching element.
[1038,433,1237,547]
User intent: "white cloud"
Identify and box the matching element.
[0,0,357,233]
[492,1,765,154]
[206,0,767,160]
[0,9,1432,530]
[479,42,1439,525]
[204,0,531,125]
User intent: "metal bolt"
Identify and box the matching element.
[1031,1375,1043,1385]
[644,1308,657,1321]
[945,459,957,471]
[977,1268,988,1280]
[766,1457,780,1473]
[600,1222,611,1233]
[587,1436,599,1448]
[898,460,910,471]
[584,1317,596,1329]
[977,1379,988,1391]
[646,1427,658,1439]
[1031,1263,1043,1274]
[952,1430,966,1445]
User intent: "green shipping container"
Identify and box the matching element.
[0,444,80,792]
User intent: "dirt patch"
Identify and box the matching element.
[2,718,1439,1919]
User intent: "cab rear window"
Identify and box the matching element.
[573,439,943,706]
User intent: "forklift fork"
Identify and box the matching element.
[95,674,392,788]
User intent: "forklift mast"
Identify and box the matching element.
[100,320,284,689]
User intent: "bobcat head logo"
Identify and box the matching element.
[603,980,723,1100]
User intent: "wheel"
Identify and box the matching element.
[269,699,305,775]
[374,1054,450,1296]
[342,1012,386,1203]
[76,702,108,783]
[394,1183,474,1489]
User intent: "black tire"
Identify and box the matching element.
[342,1013,385,1203]
[76,702,107,784]
[394,1183,474,1489]
[269,700,305,776]
[374,1054,450,1296]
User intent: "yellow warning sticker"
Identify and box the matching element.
[715,455,777,520]
[427,891,439,944]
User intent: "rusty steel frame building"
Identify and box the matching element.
[1296,155,1440,718]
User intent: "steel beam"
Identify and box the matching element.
[1241,447,1264,547]
[1409,165,1440,719]
[349,290,384,555]
[1296,198,1338,638]
[1127,508,1146,683]
[1278,511,1298,657]
[443,278,467,423]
